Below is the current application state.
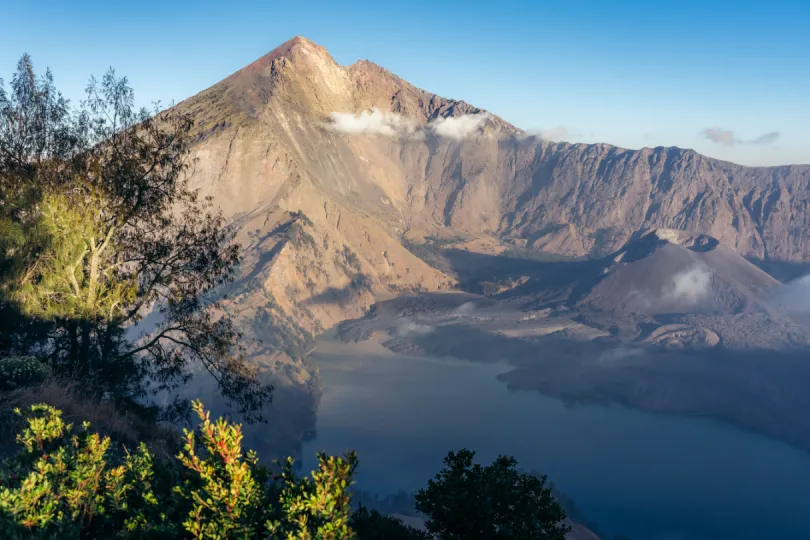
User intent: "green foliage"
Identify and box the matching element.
[0,403,575,540]
[265,452,357,539]
[175,400,267,538]
[0,54,271,422]
[0,55,576,540]
[0,357,51,391]
[415,449,571,540]
[0,404,171,539]
[13,188,136,322]
[0,401,359,539]
[350,507,429,540]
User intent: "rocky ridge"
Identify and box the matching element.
[169,35,810,459]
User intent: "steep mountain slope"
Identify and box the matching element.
[170,36,810,457]
[494,143,810,264]
[177,37,471,361]
[181,37,810,276]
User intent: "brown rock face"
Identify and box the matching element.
[494,143,810,265]
[174,35,810,358]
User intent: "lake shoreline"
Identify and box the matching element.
[304,331,810,540]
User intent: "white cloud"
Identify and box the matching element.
[518,126,578,142]
[427,114,489,140]
[325,109,489,141]
[326,108,421,139]
[701,127,738,146]
[701,127,780,146]
[395,320,434,337]
[663,264,712,306]
[751,131,780,145]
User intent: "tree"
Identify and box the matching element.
[0,55,272,422]
[415,449,571,540]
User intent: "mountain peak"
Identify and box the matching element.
[277,36,331,57]
[178,35,519,129]
[288,35,317,46]
[240,36,334,75]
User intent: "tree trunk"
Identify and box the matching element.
[68,320,79,372]
[79,320,91,378]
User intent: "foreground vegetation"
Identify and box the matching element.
[0,399,570,539]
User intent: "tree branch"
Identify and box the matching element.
[119,324,185,359]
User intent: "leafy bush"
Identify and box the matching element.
[0,379,179,461]
[0,357,51,391]
[0,401,358,539]
[0,403,572,539]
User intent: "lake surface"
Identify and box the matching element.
[301,333,810,540]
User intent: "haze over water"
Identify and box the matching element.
[303,333,810,540]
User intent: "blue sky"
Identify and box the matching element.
[2,0,808,166]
